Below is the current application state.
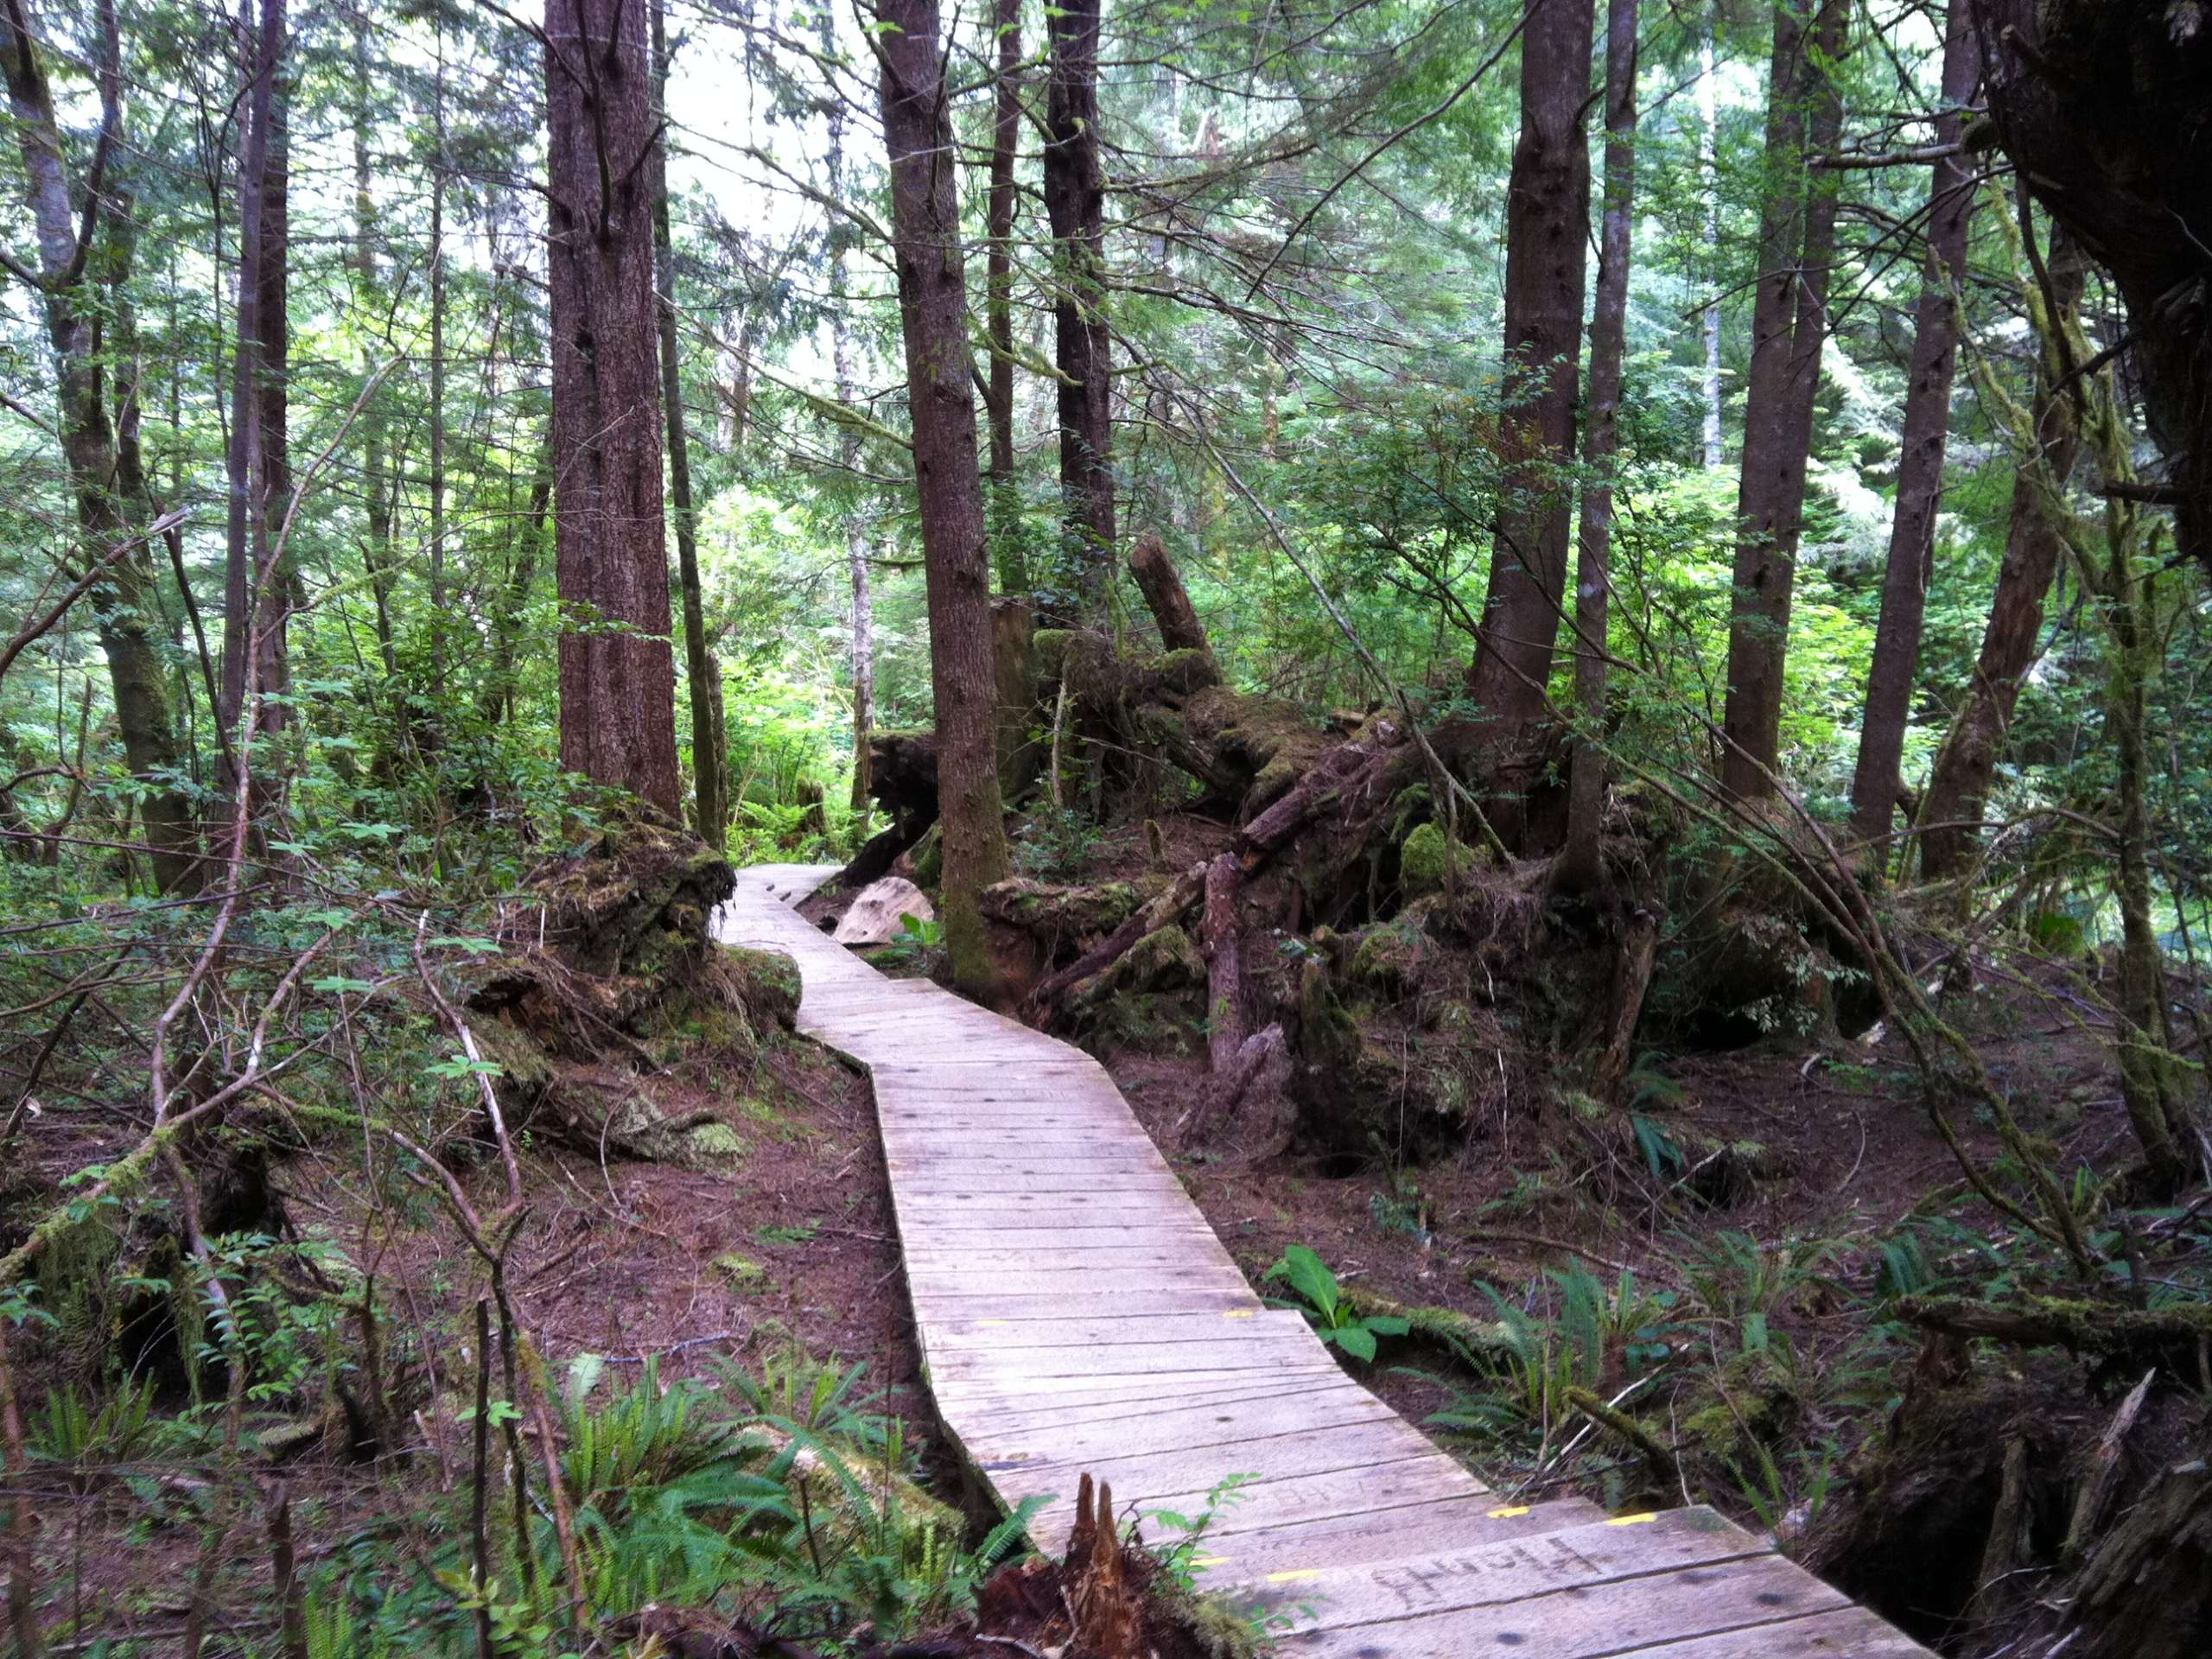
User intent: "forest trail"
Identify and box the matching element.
[717,866,1932,1656]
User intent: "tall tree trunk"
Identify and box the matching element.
[1718,0,1847,799]
[425,28,448,751]
[1043,0,1113,620]
[218,0,283,804]
[985,0,1026,594]
[1460,0,1597,774]
[350,16,397,686]
[544,0,683,816]
[651,0,727,847]
[1560,0,1639,893]
[1699,22,1723,468]
[1919,223,2084,881]
[252,28,292,800]
[875,0,1014,999]
[824,16,874,820]
[2104,538,2191,1195]
[1847,1,1978,854]
[2,0,197,893]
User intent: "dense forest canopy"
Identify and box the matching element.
[0,0,2207,1652]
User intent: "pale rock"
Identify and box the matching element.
[833,876,934,946]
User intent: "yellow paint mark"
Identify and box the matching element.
[1265,1568,1325,1584]
[1192,1555,1229,1568]
[1607,1512,1660,1527]
[1223,1309,1258,1319]
[1486,1506,1531,1519]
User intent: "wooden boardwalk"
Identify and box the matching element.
[718,866,1928,1656]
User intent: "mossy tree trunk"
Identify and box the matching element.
[1919,223,2085,883]
[1719,0,1847,800]
[545,0,683,817]
[1461,0,1594,777]
[0,0,199,893]
[875,0,1013,1000]
[651,0,728,848]
[1560,0,1637,892]
[1847,0,1977,855]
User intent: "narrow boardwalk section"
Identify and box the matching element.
[719,867,1928,1656]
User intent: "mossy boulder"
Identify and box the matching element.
[1033,627,1076,677]
[1399,821,1475,896]
[1349,922,1436,998]
[718,945,801,1030]
[1151,646,1220,696]
[683,1123,747,1166]
[1120,924,1206,989]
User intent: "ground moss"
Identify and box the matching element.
[713,1251,767,1291]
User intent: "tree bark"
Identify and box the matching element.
[1698,22,1723,469]
[1970,0,2212,578]
[651,0,727,847]
[1043,0,1113,619]
[544,0,683,817]
[1847,2,1978,854]
[0,0,197,893]
[1560,0,1638,893]
[1918,222,2084,880]
[255,22,293,810]
[993,595,1038,802]
[1461,0,1596,768]
[985,0,1025,594]
[350,16,397,688]
[825,16,874,821]
[425,29,448,746]
[875,0,1014,999]
[1128,532,1211,658]
[219,0,283,805]
[1719,0,1848,799]
[1201,850,1246,1073]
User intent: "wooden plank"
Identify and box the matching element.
[963,1389,1400,1473]
[1224,1508,1766,1632]
[931,1373,1341,1422]
[988,1414,1452,1503]
[1046,1453,1484,1552]
[926,1309,1306,1347]
[893,1282,1256,1309]
[1617,1605,1932,1656]
[943,1374,1363,1438]
[1193,1497,1605,1581]
[905,1287,1263,1321]
[931,1368,1345,1411]
[1274,1553,1848,1658]
[929,1338,1327,1382]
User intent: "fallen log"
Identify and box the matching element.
[1200,850,1246,1072]
[1896,1294,2212,1369]
[1023,861,1206,1017]
[1128,532,1213,660]
[1236,715,1403,863]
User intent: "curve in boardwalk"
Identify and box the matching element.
[718,866,1930,1657]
